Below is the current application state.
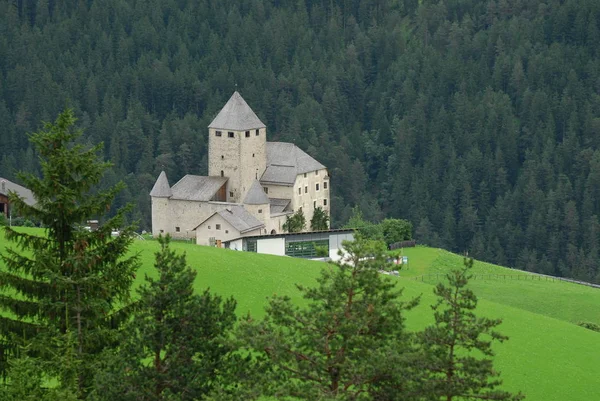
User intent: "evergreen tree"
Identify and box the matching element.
[283,208,307,233]
[235,235,420,400]
[418,258,524,401]
[310,206,330,231]
[0,109,139,396]
[92,235,237,401]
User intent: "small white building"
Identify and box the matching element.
[150,91,331,245]
[223,229,354,262]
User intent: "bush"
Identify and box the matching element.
[577,321,600,332]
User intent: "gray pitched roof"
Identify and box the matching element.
[0,177,36,206]
[208,91,266,131]
[195,205,264,234]
[269,198,291,214]
[243,180,270,205]
[260,142,326,185]
[149,171,172,198]
[170,175,228,201]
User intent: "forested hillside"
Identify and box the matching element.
[1,0,600,282]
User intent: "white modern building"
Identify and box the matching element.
[223,229,354,261]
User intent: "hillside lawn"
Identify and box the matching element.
[1,228,599,400]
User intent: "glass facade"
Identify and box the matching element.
[285,239,329,258]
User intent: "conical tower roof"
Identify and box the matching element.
[243,180,270,205]
[208,91,266,131]
[150,171,172,198]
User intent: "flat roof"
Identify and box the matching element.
[224,228,356,243]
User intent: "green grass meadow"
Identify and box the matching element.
[1,228,599,400]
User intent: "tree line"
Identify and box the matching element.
[0,0,599,281]
[0,110,522,400]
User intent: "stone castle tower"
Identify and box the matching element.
[208,92,267,203]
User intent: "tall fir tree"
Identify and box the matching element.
[0,109,140,396]
[418,258,524,401]
[92,235,237,401]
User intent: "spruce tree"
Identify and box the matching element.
[92,235,237,401]
[418,258,524,401]
[0,109,140,396]
[310,206,330,231]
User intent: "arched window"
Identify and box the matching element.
[270,229,277,235]
[220,170,224,177]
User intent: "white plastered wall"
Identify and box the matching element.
[256,237,285,256]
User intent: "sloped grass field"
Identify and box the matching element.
[2,229,600,400]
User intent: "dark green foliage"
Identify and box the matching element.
[234,235,421,400]
[577,321,600,332]
[380,218,413,246]
[419,258,524,401]
[283,209,307,233]
[0,355,77,401]
[1,0,600,280]
[92,235,237,401]
[0,109,139,396]
[310,206,330,231]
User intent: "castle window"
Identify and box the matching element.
[258,209,262,213]
[304,173,307,178]
[324,182,328,190]
[264,187,268,194]
[160,229,164,233]
[304,186,308,193]
[324,199,328,206]
[225,230,229,233]
[316,183,320,191]
[255,129,259,136]
[252,153,255,157]
[175,227,180,232]
[315,170,319,175]
[216,224,221,230]
[215,131,222,137]
[221,155,224,159]
[221,170,224,177]
[313,201,316,208]
[245,131,250,137]
[208,226,211,229]
[229,191,234,197]
[298,187,301,195]
[228,132,234,138]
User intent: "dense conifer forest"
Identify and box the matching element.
[1,0,599,282]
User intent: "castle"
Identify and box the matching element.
[150,92,330,245]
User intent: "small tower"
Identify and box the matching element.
[150,171,172,237]
[208,92,267,203]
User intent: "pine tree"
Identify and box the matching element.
[0,109,140,396]
[235,235,420,400]
[418,258,524,401]
[92,235,237,401]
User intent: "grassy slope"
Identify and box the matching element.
[2,229,599,400]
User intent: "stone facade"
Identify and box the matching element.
[150,91,329,244]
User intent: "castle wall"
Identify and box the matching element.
[291,168,330,230]
[266,213,291,234]
[195,214,262,246]
[152,199,240,240]
[208,127,266,203]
